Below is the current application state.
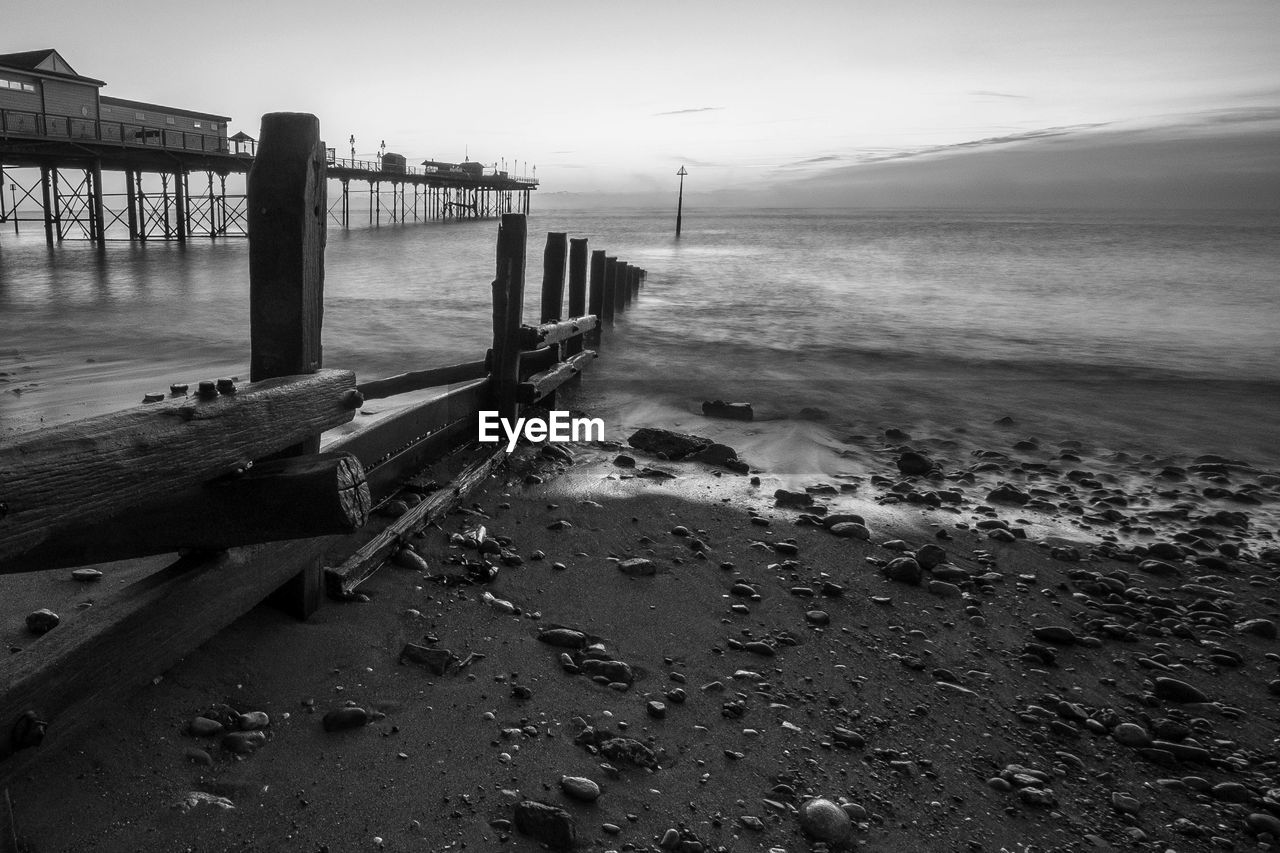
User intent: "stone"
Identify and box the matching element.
[798,797,853,845]
[220,731,265,755]
[25,608,59,635]
[560,776,601,802]
[805,610,830,626]
[580,659,634,684]
[514,800,577,849]
[237,711,270,731]
[71,568,102,582]
[1247,813,1280,837]
[1139,559,1180,577]
[399,643,458,675]
[646,701,666,719]
[1032,626,1077,645]
[1112,723,1152,748]
[915,543,948,569]
[1153,677,1209,704]
[884,557,923,585]
[627,428,711,460]
[896,451,935,476]
[774,489,813,507]
[987,483,1030,505]
[927,580,962,598]
[189,716,224,737]
[1236,618,1277,639]
[183,747,213,766]
[618,558,656,577]
[322,707,369,732]
[613,454,636,468]
[689,442,748,473]
[538,628,589,649]
[701,400,753,421]
[829,522,870,540]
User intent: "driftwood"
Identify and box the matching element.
[518,350,597,404]
[0,369,357,571]
[520,315,599,350]
[326,446,508,597]
[1,452,369,574]
[356,359,487,401]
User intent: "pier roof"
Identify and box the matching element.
[0,49,104,85]
[100,95,231,123]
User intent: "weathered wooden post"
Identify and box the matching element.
[614,261,629,315]
[675,165,687,237]
[603,256,617,323]
[248,111,328,619]
[490,213,526,421]
[587,249,606,346]
[539,232,568,408]
[565,238,588,356]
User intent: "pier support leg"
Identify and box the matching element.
[161,173,172,240]
[248,112,328,620]
[50,168,64,241]
[218,174,228,236]
[206,172,216,239]
[174,170,188,243]
[39,166,54,246]
[90,160,106,246]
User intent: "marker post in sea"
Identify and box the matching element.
[675,165,687,238]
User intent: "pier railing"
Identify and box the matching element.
[0,106,233,155]
[0,112,643,780]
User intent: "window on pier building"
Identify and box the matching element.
[166,116,175,125]
[1,78,37,92]
[134,111,145,120]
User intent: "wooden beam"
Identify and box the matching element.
[615,261,629,314]
[566,238,588,356]
[0,536,338,782]
[517,350,597,404]
[0,453,369,574]
[602,256,617,323]
[248,111,328,619]
[356,359,487,401]
[540,232,567,323]
[326,446,508,598]
[0,369,358,572]
[328,380,489,501]
[519,315,599,349]
[490,214,526,422]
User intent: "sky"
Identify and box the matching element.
[8,0,1280,206]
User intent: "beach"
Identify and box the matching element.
[5,390,1280,851]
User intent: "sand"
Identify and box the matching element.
[4,419,1280,853]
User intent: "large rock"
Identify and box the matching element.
[799,797,853,845]
[627,428,712,460]
[1153,677,1208,704]
[896,451,935,476]
[701,400,753,421]
[688,442,749,474]
[514,800,577,849]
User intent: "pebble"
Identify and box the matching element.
[322,707,369,732]
[618,558,657,577]
[189,716,224,737]
[884,557,923,585]
[25,608,59,635]
[1154,677,1209,703]
[237,711,270,731]
[1112,723,1152,748]
[559,775,601,802]
[514,800,576,848]
[829,522,871,540]
[798,797,853,845]
[71,568,103,582]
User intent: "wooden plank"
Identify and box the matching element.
[1,453,370,574]
[566,238,588,357]
[328,379,488,500]
[520,315,599,349]
[326,446,508,598]
[0,536,338,781]
[359,416,475,500]
[248,111,328,619]
[0,369,358,572]
[490,213,526,421]
[518,350,597,404]
[356,359,487,401]
[615,261,629,314]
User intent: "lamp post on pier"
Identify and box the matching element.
[675,165,687,238]
[349,135,355,164]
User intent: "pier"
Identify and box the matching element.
[0,49,538,245]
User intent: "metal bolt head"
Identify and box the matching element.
[340,389,365,410]
[216,378,236,395]
[197,380,218,399]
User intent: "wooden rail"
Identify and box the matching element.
[0,110,648,781]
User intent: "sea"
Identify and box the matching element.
[2,206,1278,478]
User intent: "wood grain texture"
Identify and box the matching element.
[0,369,357,569]
[566,238,589,356]
[520,315,598,349]
[356,359,487,401]
[518,350,598,404]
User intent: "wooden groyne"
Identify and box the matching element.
[0,111,644,781]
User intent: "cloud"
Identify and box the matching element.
[653,106,724,116]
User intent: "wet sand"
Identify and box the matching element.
[5,413,1280,853]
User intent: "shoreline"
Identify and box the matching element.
[6,413,1280,851]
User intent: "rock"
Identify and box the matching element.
[927,580,962,598]
[1112,723,1152,748]
[618,558,657,577]
[400,643,459,675]
[71,568,103,582]
[805,610,830,626]
[1247,813,1280,837]
[774,489,813,507]
[25,608,59,635]
[175,791,235,812]
[829,522,870,540]
[987,483,1030,505]
[189,716,224,737]
[1032,626,1077,645]
[688,442,748,473]
[1139,559,1180,577]
[915,543,948,569]
[896,451,935,476]
[514,800,577,849]
[560,775,601,802]
[884,557,923,585]
[220,731,265,755]
[1237,619,1277,639]
[627,428,711,460]
[701,400,753,421]
[1153,677,1208,704]
[646,701,666,719]
[322,707,369,732]
[1111,792,1141,814]
[580,659,634,684]
[392,547,429,572]
[538,628,589,649]
[798,797,853,845]
[183,747,213,766]
[613,454,636,468]
[237,711,270,731]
